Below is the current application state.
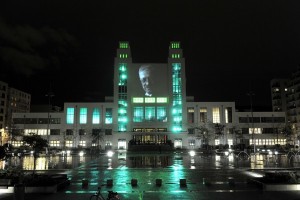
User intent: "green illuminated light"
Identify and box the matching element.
[157,97,167,103]
[66,107,74,124]
[120,42,129,49]
[145,97,155,103]
[79,108,87,124]
[92,108,100,124]
[133,97,144,103]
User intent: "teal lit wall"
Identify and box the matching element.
[171,63,183,132]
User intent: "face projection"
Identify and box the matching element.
[139,65,153,96]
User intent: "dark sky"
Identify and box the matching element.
[1,0,300,109]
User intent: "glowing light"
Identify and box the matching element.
[79,151,84,156]
[107,151,114,157]
[189,150,196,157]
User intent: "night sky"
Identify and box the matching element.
[1,0,300,110]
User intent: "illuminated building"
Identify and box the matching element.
[11,42,287,150]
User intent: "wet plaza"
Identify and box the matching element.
[2,150,300,199]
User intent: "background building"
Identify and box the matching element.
[0,81,31,145]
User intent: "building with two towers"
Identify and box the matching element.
[8,42,288,151]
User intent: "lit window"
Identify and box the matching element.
[157,107,167,122]
[212,107,220,123]
[145,107,155,121]
[215,139,220,145]
[92,108,100,124]
[156,97,167,103]
[133,97,144,103]
[79,141,86,147]
[133,107,143,122]
[249,128,262,134]
[105,108,113,124]
[66,107,75,124]
[199,108,207,123]
[80,108,87,124]
[65,140,73,147]
[145,97,155,103]
[50,141,60,147]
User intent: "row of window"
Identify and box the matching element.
[66,107,113,124]
[21,128,112,136]
[187,107,233,124]
[239,117,285,123]
[132,97,168,103]
[13,118,61,124]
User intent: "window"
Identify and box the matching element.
[187,107,194,123]
[65,140,73,147]
[105,108,113,124]
[212,107,220,123]
[50,141,60,147]
[50,129,60,135]
[133,97,144,103]
[80,108,87,124]
[215,139,220,145]
[225,107,232,123]
[189,140,195,147]
[145,97,155,103]
[12,141,23,147]
[133,107,143,122]
[199,108,207,123]
[145,107,155,121]
[157,97,168,103]
[79,141,86,147]
[66,107,75,124]
[92,108,100,124]
[249,128,262,134]
[105,129,112,135]
[66,129,73,135]
[157,107,167,122]
[79,129,86,135]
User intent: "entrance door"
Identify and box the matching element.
[118,139,126,150]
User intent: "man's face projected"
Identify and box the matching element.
[139,65,153,96]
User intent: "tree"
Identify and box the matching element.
[230,125,243,146]
[212,123,226,145]
[23,133,48,173]
[91,129,104,152]
[281,123,294,147]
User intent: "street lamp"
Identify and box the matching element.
[45,90,55,143]
[247,91,255,154]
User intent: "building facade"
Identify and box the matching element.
[0,81,31,145]
[9,42,289,150]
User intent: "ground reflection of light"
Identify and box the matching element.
[23,156,34,170]
[79,156,85,164]
[228,155,234,163]
[36,157,48,170]
[0,160,5,170]
[250,154,264,169]
[244,171,263,178]
[108,158,113,169]
[191,158,195,164]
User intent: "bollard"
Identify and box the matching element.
[131,179,138,186]
[107,179,113,187]
[203,178,211,186]
[180,179,186,187]
[156,179,162,186]
[14,184,25,200]
[228,177,235,186]
[82,179,89,188]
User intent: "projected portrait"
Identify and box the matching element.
[139,65,154,96]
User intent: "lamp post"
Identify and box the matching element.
[45,91,54,143]
[247,91,255,154]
